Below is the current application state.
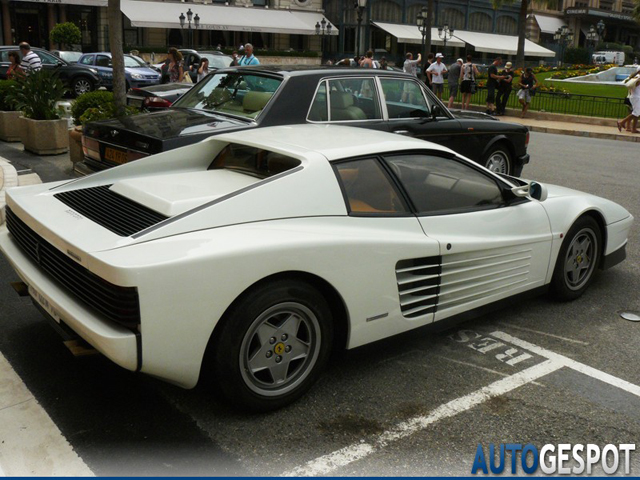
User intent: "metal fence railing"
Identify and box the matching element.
[441,85,628,119]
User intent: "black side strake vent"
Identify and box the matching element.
[54,185,168,237]
[395,256,442,318]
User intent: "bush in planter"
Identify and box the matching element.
[50,22,82,50]
[7,70,69,154]
[71,90,115,125]
[0,80,20,141]
[0,80,18,111]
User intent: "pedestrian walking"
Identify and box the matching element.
[460,55,479,110]
[196,57,209,82]
[617,67,640,133]
[486,57,505,115]
[402,52,422,77]
[6,51,24,79]
[422,53,434,89]
[447,58,463,109]
[166,47,184,83]
[238,44,260,66]
[360,50,375,68]
[495,61,514,115]
[517,67,538,118]
[18,42,42,74]
[427,53,447,100]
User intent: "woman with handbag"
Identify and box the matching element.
[167,47,185,83]
[460,55,479,110]
[517,67,538,118]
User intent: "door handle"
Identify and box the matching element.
[393,130,409,135]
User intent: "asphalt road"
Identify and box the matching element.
[0,132,639,476]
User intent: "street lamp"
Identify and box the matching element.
[596,19,605,42]
[354,0,367,59]
[179,8,199,49]
[437,23,454,55]
[315,17,332,61]
[553,25,573,65]
[586,24,598,48]
[416,6,428,66]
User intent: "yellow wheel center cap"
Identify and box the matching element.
[274,342,285,355]
[577,255,583,264]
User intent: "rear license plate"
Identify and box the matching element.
[29,285,63,324]
[105,147,128,165]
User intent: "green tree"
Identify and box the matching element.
[491,0,555,68]
[49,22,82,50]
[108,0,126,116]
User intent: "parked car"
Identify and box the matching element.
[81,67,530,175]
[1,125,632,410]
[77,52,161,90]
[0,46,101,96]
[127,82,192,111]
[51,50,83,64]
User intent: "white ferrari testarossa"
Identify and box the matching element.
[0,125,633,410]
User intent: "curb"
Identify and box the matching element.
[524,125,640,143]
[0,157,42,226]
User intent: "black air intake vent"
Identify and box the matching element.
[395,256,442,318]
[54,184,168,237]
[6,207,141,328]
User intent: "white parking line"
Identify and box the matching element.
[433,356,545,387]
[282,359,560,476]
[495,323,590,346]
[491,331,640,398]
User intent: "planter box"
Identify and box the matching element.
[0,111,22,142]
[20,116,69,155]
[69,127,84,165]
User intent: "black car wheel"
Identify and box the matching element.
[483,144,512,175]
[550,216,602,301]
[72,77,94,97]
[209,279,333,412]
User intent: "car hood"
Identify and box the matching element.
[125,67,160,77]
[449,109,498,121]
[85,108,248,141]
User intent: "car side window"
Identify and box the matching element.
[37,51,59,65]
[308,81,327,122]
[96,55,110,67]
[0,51,9,63]
[80,55,94,65]
[334,158,408,215]
[327,78,381,122]
[380,79,432,119]
[384,153,504,215]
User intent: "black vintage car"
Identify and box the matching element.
[126,82,192,111]
[0,46,101,96]
[81,66,529,176]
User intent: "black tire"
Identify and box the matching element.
[483,144,512,175]
[209,279,333,412]
[72,77,94,97]
[550,216,602,301]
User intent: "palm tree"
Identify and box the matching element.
[108,0,126,116]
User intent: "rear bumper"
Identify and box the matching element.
[0,226,139,371]
[513,153,530,177]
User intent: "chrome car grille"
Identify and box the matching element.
[395,256,441,318]
[5,207,141,328]
[54,185,168,237]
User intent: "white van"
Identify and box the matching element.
[592,51,625,66]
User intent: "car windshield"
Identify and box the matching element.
[172,72,282,120]
[59,51,82,63]
[200,54,233,69]
[124,55,146,68]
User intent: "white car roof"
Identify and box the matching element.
[213,124,453,162]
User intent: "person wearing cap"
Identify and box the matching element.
[427,53,448,100]
[447,58,463,108]
[495,61,514,116]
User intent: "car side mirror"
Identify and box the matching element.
[511,181,548,202]
[431,104,442,120]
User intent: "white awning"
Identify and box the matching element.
[121,0,337,35]
[452,30,556,57]
[13,0,107,6]
[530,14,566,34]
[372,22,465,48]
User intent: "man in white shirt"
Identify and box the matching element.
[19,42,42,74]
[402,52,422,77]
[427,53,447,100]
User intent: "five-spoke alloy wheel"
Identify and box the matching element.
[209,279,333,411]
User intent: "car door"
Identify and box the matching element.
[36,50,70,82]
[306,77,389,133]
[94,54,114,85]
[332,157,441,338]
[378,77,463,153]
[382,151,553,322]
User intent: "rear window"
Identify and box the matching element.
[209,143,300,179]
[172,72,282,120]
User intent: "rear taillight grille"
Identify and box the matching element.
[6,207,140,328]
[54,185,168,237]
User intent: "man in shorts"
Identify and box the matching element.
[427,53,447,100]
[486,57,504,115]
